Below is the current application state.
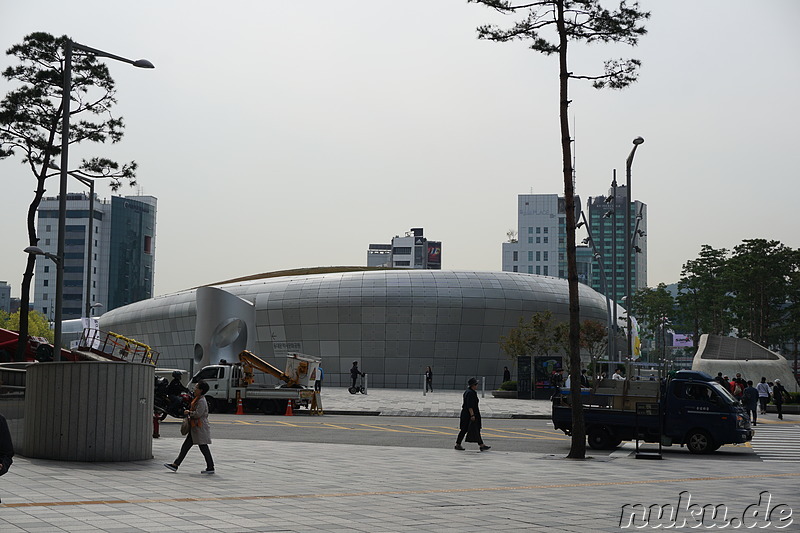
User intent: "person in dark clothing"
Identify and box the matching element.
[502,366,511,384]
[350,361,364,389]
[0,412,13,503]
[455,378,490,452]
[772,379,788,420]
[167,371,189,396]
[425,366,433,393]
[742,380,759,426]
[580,369,590,388]
[0,413,13,476]
[167,371,189,413]
[551,368,564,390]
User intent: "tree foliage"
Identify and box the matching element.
[726,239,795,346]
[499,311,560,359]
[630,283,675,359]
[676,245,731,344]
[673,240,799,351]
[470,0,649,459]
[0,32,138,358]
[0,309,53,342]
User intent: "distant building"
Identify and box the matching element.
[367,228,441,269]
[0,281,10,313]
[33,192,157,320]
[586,184,647,303]
[502,193,588,279]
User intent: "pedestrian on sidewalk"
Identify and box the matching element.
[772,379,789,420]
[0,411,13,504]
[425,366,434,393]
[742,380,759,426]
[455,378,490,452]
[164,381,215,474]
[314,366,323,392]
[756,377,771,414]
[503,366,511,384]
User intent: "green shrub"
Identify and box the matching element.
[499,380,517,391]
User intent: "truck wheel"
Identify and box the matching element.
[686,430,715,454]
[587,427,615,450]
[260,399,279,415]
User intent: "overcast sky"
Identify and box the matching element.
[1,1,799,299]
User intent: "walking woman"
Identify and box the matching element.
[164,381,215,474]
[425,366,434,393]
[454,377,490,452]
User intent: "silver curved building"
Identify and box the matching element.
[100,269,611,389]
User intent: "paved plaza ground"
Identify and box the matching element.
[1,388,798,532]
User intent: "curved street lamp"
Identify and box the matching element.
[624,136,644,363]
[53,40,154,358]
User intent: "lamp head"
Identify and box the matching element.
[133,59,155,69]
[633,137,644,145]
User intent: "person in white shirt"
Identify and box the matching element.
[611,368,625,381]
[755,377,771,414]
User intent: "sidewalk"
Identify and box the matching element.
[312,387,551,418]
[1,390,798,532]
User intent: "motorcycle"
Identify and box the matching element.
[154,377,192,420]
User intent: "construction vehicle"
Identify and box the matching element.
[190,350,320,414]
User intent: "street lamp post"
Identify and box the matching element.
[624,137,644,362]
[53,40,154,358]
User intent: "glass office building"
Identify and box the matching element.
[34,193,157,320]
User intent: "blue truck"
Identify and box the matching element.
[551,370,754,454]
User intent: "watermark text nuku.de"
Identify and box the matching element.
[619,491,793,529]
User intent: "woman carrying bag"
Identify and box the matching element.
[454,377,490,452]
[164,381,215,474]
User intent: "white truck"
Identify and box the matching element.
[190,351,321,415]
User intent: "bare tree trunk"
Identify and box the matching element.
[556,0,586,460]
[16,172,48,361]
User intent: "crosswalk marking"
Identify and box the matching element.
[750,423,800,463]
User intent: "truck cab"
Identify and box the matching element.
[661,371,752,453]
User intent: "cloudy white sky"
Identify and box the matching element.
[1,1,799,299]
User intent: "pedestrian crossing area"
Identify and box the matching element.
[750,422,800,463]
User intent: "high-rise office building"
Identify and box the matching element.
[33,192,157,320]
[502,194,588,279]
[586,184,647,304]
[0,281,10,313]
[367,228,441,269]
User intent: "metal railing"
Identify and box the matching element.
[78,328,159,365]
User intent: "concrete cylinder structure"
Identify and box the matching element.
[23,362,153,461]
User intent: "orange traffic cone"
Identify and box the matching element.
[284,399,293,416]
[236,396,244,415]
